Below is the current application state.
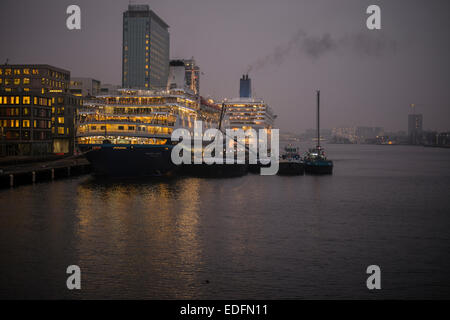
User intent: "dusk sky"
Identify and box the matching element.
[1,0,449,133]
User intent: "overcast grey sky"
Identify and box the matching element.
[1,0,449,133]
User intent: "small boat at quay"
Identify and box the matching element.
[303,146,333,174]
[304,90,333,175]
[278,145,304,175]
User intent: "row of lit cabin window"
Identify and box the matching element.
[100,97,196,105]
[77,137,168,145]
[79,124,173,134]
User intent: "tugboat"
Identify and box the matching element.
[278,145,304,175]
[304,90,333,174]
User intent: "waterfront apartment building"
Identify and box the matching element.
[69,77,101,97]
[122,4,170,90]
[0,64,81,156]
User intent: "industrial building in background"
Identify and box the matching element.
[122,4,170,90]
[408,104,423,145]
[69,78,120,97]
[69,77,101,97]
[0,64,81,157]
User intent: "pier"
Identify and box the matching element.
[0,156,91,188]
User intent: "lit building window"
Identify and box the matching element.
[23,96,31,104]
[23,68,30,75]
[58,127,65,134]
[58,117,64,124]
[22,120,30,127]
[14,78,20,85]
[14,69,21,75]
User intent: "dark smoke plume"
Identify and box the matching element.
[246,29,397,73]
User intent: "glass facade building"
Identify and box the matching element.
[122,5,170,90]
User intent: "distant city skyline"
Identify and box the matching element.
[1,0,449,133]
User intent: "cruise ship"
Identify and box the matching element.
[223,74,277,163]
[76,62,221,176]
[224,75,276,134]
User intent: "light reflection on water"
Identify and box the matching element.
[0,144,450,299]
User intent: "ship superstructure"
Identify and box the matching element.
[224,74,276,134]
[76,85,221,175]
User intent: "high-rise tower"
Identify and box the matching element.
[122,4,170,89]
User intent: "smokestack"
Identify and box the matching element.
[239,74,252,98]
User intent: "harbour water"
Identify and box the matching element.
[1,144,450,299]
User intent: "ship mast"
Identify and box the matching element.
[218,102,226,132]
[317,90,320,149]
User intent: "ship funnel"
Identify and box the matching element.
[239,74,252,98]
[167,60,186,90]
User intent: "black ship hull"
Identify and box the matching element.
[304,160,333,175]
[80,144,176,177]
[277,162,305,175]
[79,143,250,178]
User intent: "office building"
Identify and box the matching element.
[69,77,101,97]
[122,4,170,89]
[99,84,120,95]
